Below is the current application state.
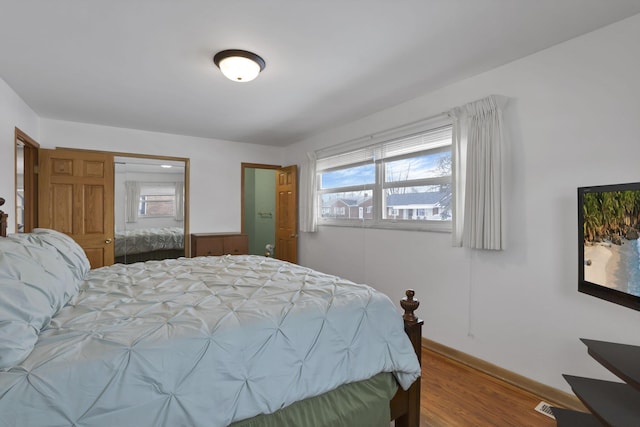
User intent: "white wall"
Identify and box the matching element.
[284,14,640,392]
[39,119,283,233]
[0,77,40,233]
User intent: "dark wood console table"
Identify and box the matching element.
[553,339,640,426]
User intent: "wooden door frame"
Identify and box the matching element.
[241,162,281,237]
[15,128,39,233]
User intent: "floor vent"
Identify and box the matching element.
[534,401,556,419]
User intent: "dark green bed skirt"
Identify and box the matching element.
[230,372,398,427]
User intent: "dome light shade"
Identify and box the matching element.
[213,50,266,82]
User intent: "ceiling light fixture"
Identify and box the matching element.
[213,49,266,82]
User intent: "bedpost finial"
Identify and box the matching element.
[401,289,419,323]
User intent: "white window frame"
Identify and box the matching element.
[316,121,453,232]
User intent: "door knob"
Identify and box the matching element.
[105,239,112,244]
[290,234,297,238]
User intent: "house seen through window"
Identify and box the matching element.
[316,124,452,231]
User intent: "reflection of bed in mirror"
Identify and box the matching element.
[114,226,184,264]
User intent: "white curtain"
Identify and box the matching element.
[450,95,508,250]
[174,182,184,221]
[300,152,318,232]
[125,181,141,223]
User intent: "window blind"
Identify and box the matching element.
[316,125,452,172]
[140,183,176,196]
[316,147,374,171]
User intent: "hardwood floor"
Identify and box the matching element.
[419,347,558,427]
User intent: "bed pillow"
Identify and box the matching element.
[31,228,91,282]
[0,234,82,369]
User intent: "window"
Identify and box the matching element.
[138,184,176,217]
[316,124,452,231]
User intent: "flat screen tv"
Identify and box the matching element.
[578,182,640,311]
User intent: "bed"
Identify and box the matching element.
[114,226,185,264]
[0,226,422,427]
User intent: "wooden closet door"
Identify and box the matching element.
[39,149,114,268]
[275,165,298,264]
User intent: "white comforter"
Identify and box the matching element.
[0,255,420,427]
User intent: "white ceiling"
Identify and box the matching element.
[1,1,639,147]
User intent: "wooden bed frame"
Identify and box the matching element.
[0,198,7,238]
[392,290,423,427]
[0,199,422,425]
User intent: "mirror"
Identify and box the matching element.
[114,156,188,264]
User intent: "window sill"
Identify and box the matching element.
[317,220,451,233]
